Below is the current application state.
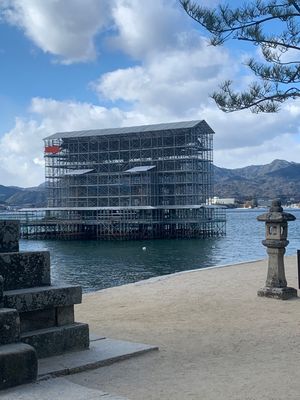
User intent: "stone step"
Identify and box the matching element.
[0,308,20,345]
[4,284,82,312]
[0,251,50,290]
[38,337,159,378]
[20,322,89,358]
[18,305,76,334]
[0,342,37,390]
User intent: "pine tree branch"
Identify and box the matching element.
[180,1,300,38]
[180,0,300,112]
[212,84,300,113]
[289,0,300,13]
[272,60,300,65]
[237,36,300,50]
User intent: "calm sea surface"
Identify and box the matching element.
[19,209,300,293]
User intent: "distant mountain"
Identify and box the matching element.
[214,160,300,201]
[233,159,292,179]
[0,184,46,208]
[0,185,22,203]
[6,187,46,207]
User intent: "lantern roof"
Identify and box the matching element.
[257,200,296,223]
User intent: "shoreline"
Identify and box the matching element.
[83,256,266,296]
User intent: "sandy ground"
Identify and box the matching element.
[66,256,300,400]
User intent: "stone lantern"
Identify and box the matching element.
[257,199,297,300]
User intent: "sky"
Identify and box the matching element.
[0,0,299,187]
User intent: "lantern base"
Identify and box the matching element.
[257,286,297,300]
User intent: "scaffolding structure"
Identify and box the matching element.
[21,120,226,240]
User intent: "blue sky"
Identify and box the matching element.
[0,0,300,187]
[0,11,131,129]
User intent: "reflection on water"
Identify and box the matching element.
[19,209,300,293]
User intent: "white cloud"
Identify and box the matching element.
[210,100,300,168]
[110,0,186,59]
[0,0,219,64]
[29,98,126,129]
[0,98,129,186]
[1,0,112,63]
[202,104,300,150]
[94,34,233,119]
[214,133,300,169]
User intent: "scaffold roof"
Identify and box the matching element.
[125,165,156,173]
[44,120,213,140]
[64,169,94,176]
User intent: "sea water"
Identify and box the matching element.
[19,209,300,293]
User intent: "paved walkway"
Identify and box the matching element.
[2,377,129,400]
[5,255,300,399]
[71,255,300,400]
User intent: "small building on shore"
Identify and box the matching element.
[21,120,226,240]
[211,197,236,206]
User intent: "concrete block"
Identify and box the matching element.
[20,308,56,333]
[4,284,82,312]
[21,322,89,358]
[56,305,74,326]
[0,308,20,345]
[0,251,50,290]
[0,220,20,253]
[0,342,37,390]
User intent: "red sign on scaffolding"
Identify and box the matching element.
[44,145,61,154]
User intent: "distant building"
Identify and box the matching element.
[22,120,226,240]
[257,199,272,208]
[211,197,235,206]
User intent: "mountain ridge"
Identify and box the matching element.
[214,159,300,201]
